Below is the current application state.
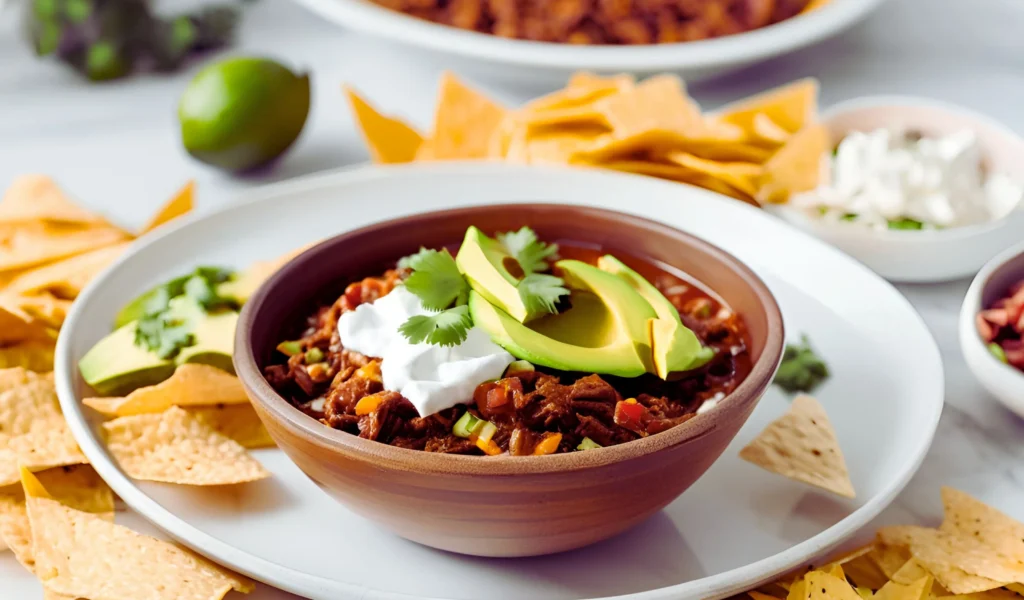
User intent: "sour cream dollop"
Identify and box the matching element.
[793,128,1024,230]
[337,286,515,417]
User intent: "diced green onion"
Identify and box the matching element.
[276,340,302,357]
[476,421,498,443]
[506,360,534,375]
[453,412,483,438]
[887,218,924,231]
[577,437,602,451]
[989,343,1008,364]
[304,347,324,364]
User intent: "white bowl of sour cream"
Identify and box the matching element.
[771,96,1024,283]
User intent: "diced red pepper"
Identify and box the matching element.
[614,399,648,434]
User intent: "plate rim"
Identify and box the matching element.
[54,162,944,600]
[290,0,888,72]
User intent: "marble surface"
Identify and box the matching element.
[2,0,1024,597]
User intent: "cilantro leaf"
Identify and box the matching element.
[183,274,236,311]
[402,248,469,311]
[517,273,569,316]
[397,247,430,270]
[134,316,195,359]
[398,305,472,347]
[497,227,558,274]
[773,334,829,393]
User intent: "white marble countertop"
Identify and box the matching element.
[2,0,1023,597]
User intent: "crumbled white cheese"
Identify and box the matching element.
[337,286,515,417]
[697,392,726,415]
[793,128,1024,230]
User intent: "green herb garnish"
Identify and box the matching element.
[989,343,1008,364]
[839,213,858,222]
[887,218,925,230]
[773,334,829,393]
[402,248,469,310]
[518,273,570,316]
[399,305,473,347]
[497,227,559,275]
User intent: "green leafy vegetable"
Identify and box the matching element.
[497,227,559,274]
[402,248,469,311]
[887,218,925,230]
[989,343,1008,364]
[134,313,194,360]
[399,305,472,347]
[517,273,570,316]
[183,273,236,312]
[397,247,430,270]
[839,213,858,222]
[773,334,829,393]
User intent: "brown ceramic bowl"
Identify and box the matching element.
[234,204,784,558]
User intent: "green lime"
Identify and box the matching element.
[178,57,310,172]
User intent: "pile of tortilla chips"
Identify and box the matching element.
[0,176,194,371]
[737,487,1024,600]
[346,72,829,206]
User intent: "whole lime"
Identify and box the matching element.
[179,57,310,172]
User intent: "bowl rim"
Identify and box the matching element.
[959,240,1024,385]
[289,0,887,72]
[233,203,785,476]
[773,94,1024,242]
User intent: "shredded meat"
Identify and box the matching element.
[263,252,750,455]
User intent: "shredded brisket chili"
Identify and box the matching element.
[263,246,751,456]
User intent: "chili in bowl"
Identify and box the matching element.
[234,204,784,557]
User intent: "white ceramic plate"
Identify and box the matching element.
[287,0,888,85]
[55,164,943,600]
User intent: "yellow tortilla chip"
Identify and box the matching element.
[802,0,832,12]
[874,576,932,600]
[806,570,863,600]
[84,363,249,416]
[788,579,809,600]
[940,487,1024,563]
[1007,583,1024,595]
[752,113,792,145]
[739,394,855,498]
[757,124,830,204]
[844,554,892,590]
[430,72,506,160]
[0,465,114,573]
[750,592,782,600]
[871,544,914,579]
[594,74,705,140]
[676,138,775,164]
[714,78,819,134]
[0,377,88,486]
[879,526,1020,592]
[345,86,424,164]
[188,404,275,449]
[524,125,607,164]
[0,176,110,226]
[889,558,950,596]
[0,303,55,346]
[23,473,252,598]
[663,151,763,196]
[4,241,130,299]
[102,406,269,485]
[141,180,194,235]
[523,72,634,113]
[6,293,74,329]
[0,342,56,372]
[0,220,129,273]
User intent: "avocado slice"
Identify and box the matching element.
[80,297,238,395]
[597,255,711,378]
[469,260,657,377]
[113,273,192,329]
[455,226,536,323]
[79,323,176,396]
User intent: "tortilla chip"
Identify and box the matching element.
[844,553,893,590]
[0,303,55,346]
[1007,583,1024,596]
[0,220,129,273]
[802,0,832,12]
[806,570,863,600]
[345,86,424,164]
[872,545,915,579]
[594,74,705,140]
[750,591,782,600]
[83,363,249,417]
[789,579,809,600]
[939,487,1024,563]
[676,138,775,164]
[752,113,792,145]
[739,394,855,498]
[714,78,819,134]
[430,72,506,160]
[7,293,74,329]
[0,366,43,393]
[188,404,275,449]
[663,151,763,196]
[757,124,830,204]
[523,72,634,113]
[140,180,194,235]
[874,576,932,600]
[102,406,269,485]
[24,480,252,598]
[524,125,607,164]
[879,526,1020,592]
[0,176,109,226]
[0,342,56,372]
[0,465,114,573]
[4,241,130,299]
[414,136,438,161]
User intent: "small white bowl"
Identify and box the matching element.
[290,0,887,85]
[772,96,1024,283]
[959,241,1024,418]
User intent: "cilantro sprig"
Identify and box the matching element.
[518,273,569,316]
[497,226,559,274]
[133,266,237,359]
[397,249,472,347]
